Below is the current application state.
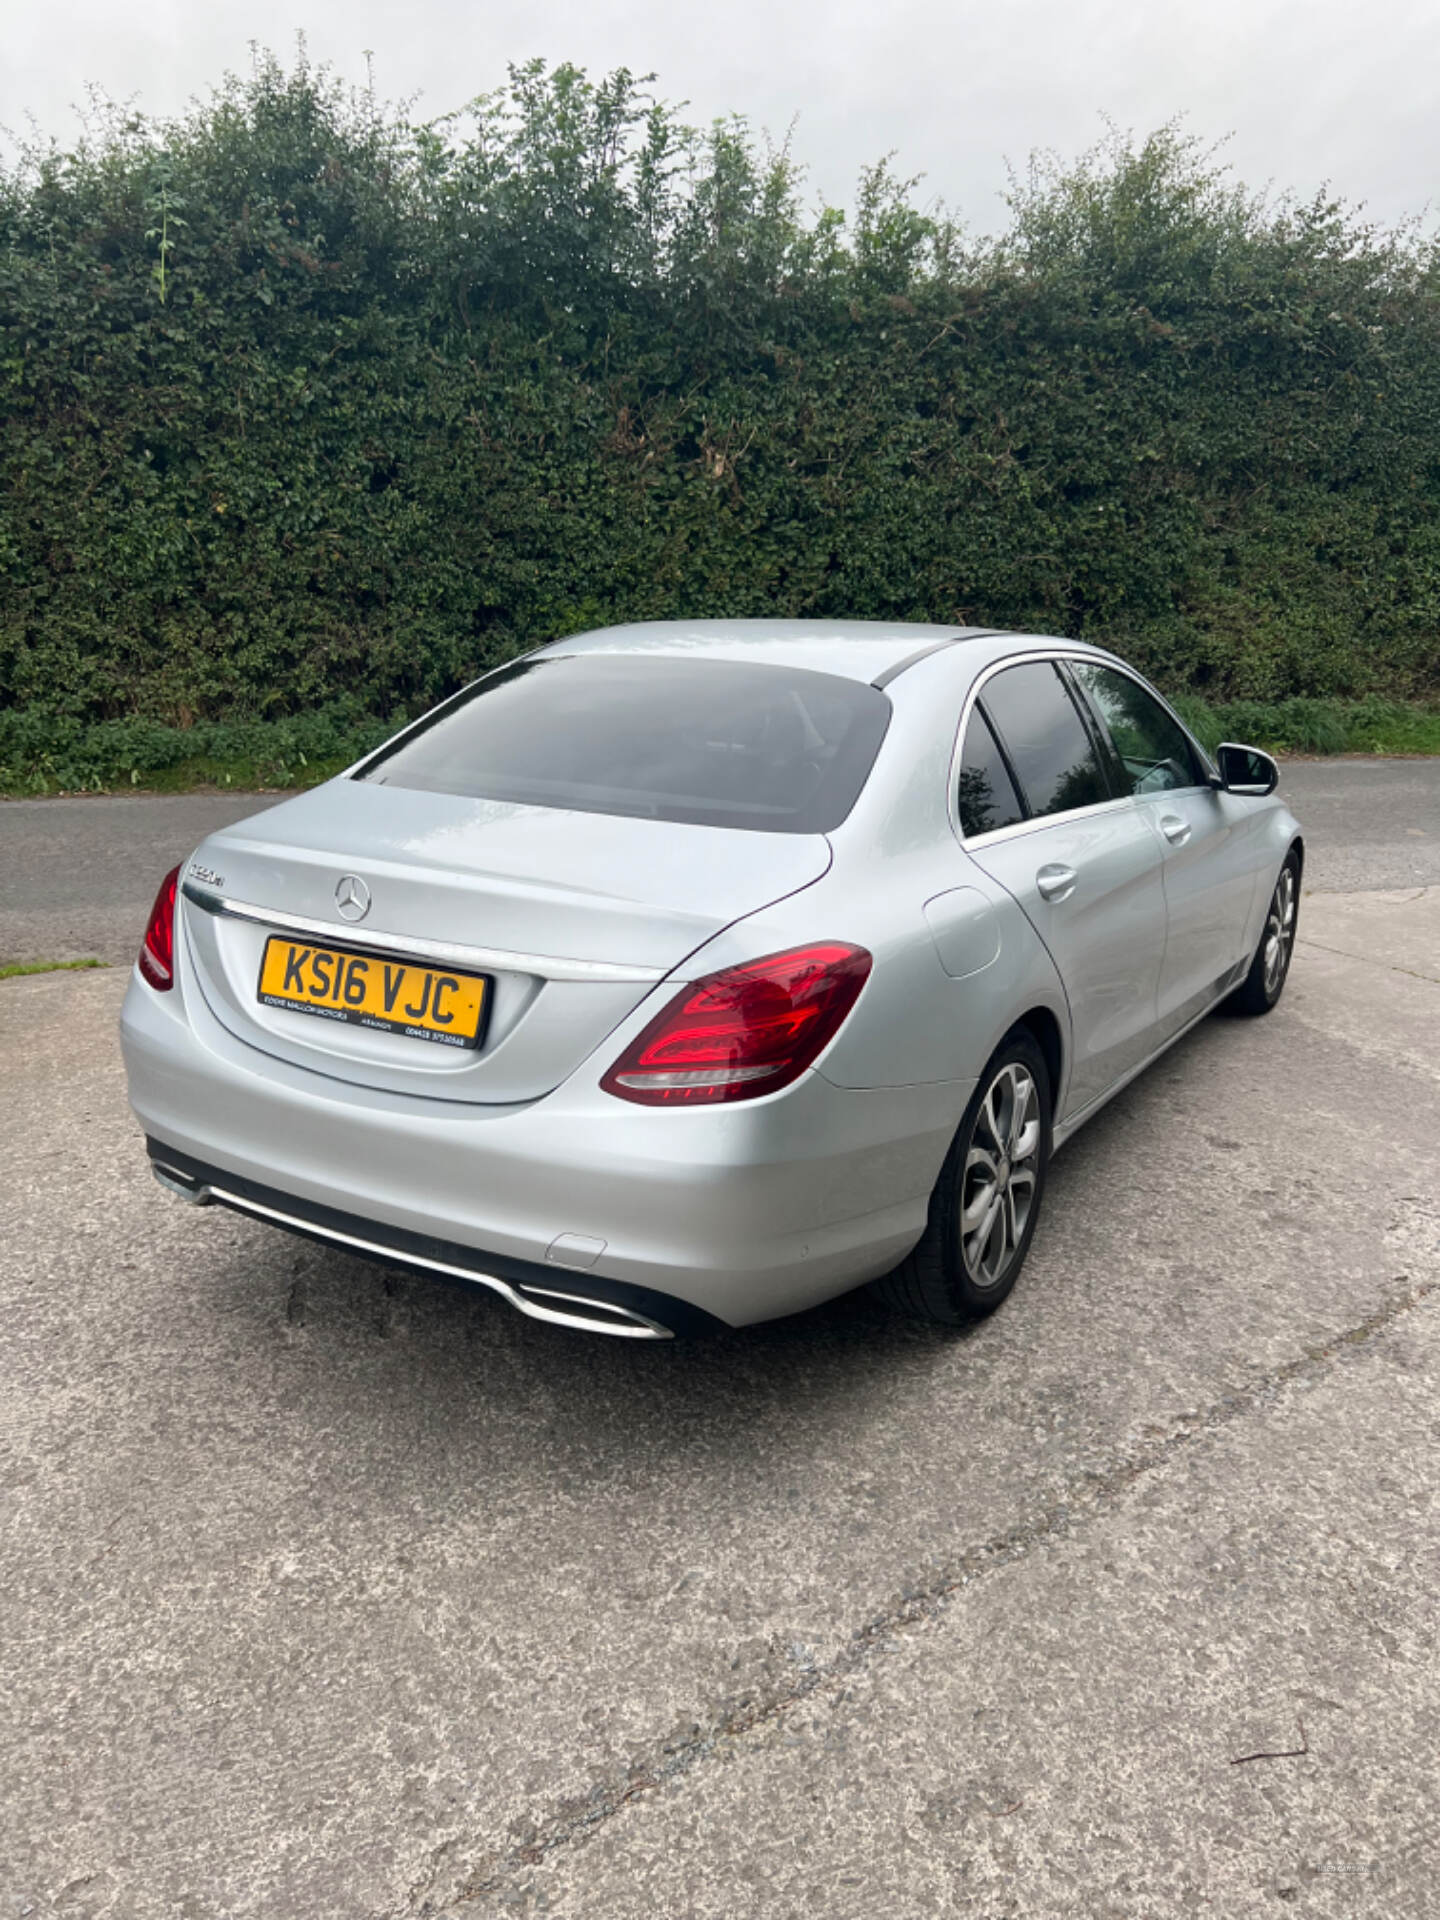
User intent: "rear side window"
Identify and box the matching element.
[980,661,1113,819]
[358,655,892,834]
[1069,662,1202,795]
[957,708,1025,838]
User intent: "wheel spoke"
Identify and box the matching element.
[961,1183,998,1239]
[978,1076,1008,1156]
[1002,1184,1021,1253]
[1007,1070,1034,1153]
[966,1189,1004,1261]
[980,1201,1007,1279]
[961,1148,998,1234]
[1008,1167,1035,1239]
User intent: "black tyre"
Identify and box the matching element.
[1227,850,1300,1017]
[879,1026,1052,1325]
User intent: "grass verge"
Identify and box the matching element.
[1170,694,1440,758]
[0,708,397,797]
[0,958,109,979]
[0,695,1436,797]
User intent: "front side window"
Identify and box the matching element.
[1070,662,1201,795]
[358,655,892,834]
[980,662,1113,820]
[957,707,1025,838]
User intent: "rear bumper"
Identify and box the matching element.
[120,968,969,1329]
[146,1141,720,1338]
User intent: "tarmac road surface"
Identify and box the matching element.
[1,756,1437,967]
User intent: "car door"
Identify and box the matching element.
[957,658,1169,1120]
[1067,659,1261,1036]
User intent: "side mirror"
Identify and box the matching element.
[1214,742,1280,796]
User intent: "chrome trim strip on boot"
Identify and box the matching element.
[180,880,667,985]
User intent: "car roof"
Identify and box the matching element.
[540,619,1011,687]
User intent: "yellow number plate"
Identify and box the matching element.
[257,937,488,1050]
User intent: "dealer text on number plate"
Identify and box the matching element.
[257,937,487,1048]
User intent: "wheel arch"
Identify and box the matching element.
[1014,1005,1064,1120]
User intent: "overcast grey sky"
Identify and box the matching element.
[3,0,1436,232]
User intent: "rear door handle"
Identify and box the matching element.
[1035,863,1077,903]
[1158,814,1191,846]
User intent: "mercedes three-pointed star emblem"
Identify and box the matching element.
[334,874,371,922]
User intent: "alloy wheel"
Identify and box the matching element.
[1263,865,1297,997]
[960,1062,1042,1289]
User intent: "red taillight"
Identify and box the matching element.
[138,865,181,992]
[601,942,872,1107]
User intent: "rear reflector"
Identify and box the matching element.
[138,865,181,991]
[601,942,872,1106]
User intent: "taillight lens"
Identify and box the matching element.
[601,942,872,1107]
[138,865,181,991]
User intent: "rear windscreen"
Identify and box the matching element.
[357,655,892,833]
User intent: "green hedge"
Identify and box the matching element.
[2,54,1439,731]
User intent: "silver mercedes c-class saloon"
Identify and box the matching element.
[121,622,1303,1339]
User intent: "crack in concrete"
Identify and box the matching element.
[396,1273,1438,1917]
[1297,934,1440,987]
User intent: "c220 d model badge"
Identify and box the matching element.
[334,875,371,922]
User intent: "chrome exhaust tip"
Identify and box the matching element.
[514,1284,673,1339]
[151,1161,213,1205]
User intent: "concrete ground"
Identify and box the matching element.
[1,764,1438,1918]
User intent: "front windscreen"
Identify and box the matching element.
[357,655,892,834]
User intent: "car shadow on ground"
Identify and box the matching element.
[186,1018,1225,1502]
